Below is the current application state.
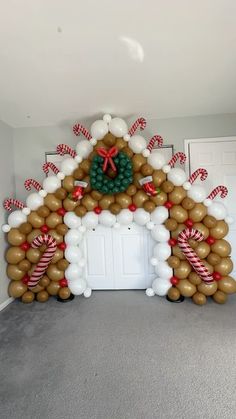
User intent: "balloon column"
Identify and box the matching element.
[2,114,236,305]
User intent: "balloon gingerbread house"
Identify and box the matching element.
[2,115,236,305]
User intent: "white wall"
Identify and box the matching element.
[14,113,236,200]
[0,120,15,306]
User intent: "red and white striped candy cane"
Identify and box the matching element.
[168,152,186,168]
[4,198,25,211]
[128,117,146,136]
[24,179,42,191]
[43,162,59,175]
[73,123,92,140]
[207,185,228,200]
[28,234,57,289]
[56,144,76,158]
[188,168,208,184]
[147,135,163,151]
[178,228,214,284]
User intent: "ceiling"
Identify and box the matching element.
[0,0,236,127]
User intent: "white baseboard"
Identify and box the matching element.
[0,297,14,312]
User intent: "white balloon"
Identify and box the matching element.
[167,168,187,186]
[146,288,155,297]
[65,246,83,263]
[76,139,93,158]
[65,264,83,281]
[64,212,81,229]
[133,208,150,225]
[147,152,166,170]
[65,229,83,245]
[116,209,133,225]
[8,210,27,228]
[208,202,227,220]
[151,225,170,242]
[90,120,108,140]
[2,224,10,233]
[152,278,171,296]
[61,158,78,176]
[128,135,146,154]
[99,210,116,227]
[151,207,168,224]
[82,212,99,229]
[26,193,44,210]
[154,261,172,279]
[109,117,128,137]
[187,185,207,203]
[84,287,92,298]
[153,243,171,261]
[68,278,87,295]
[43,176,61,193]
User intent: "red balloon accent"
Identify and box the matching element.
[128,204,137,212]
[168,238,177,247]
[184,219,194,228]
[170,276,179,285]
[40,225,50,233]
[20,242,31,251]
[94,206,102,214]
[57,208,67,216]
[164,201,173,209]
[206,236,215,245]
[22,275,30,285]
[213,271,222,281]
[59,278,68,287]
[58,242,67,251]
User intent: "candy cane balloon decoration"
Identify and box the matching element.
[128,117,146,136]
[4,198,25,211]
[207,185,228,200]
[188,168,208,184]
[147,135,163,152]
[168,152,186,168]
[73,123,92,140]
[28,234,57,289]
[178,228,214,284]
[24,179,42,191]
[56,144,76,158]
[43,162,59,175]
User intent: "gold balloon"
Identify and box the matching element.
[132,154,146,172]
[167,287,181,301]
[214,257,233,276]
[165,218,178,231]
[58,287,71,300]
[47,281,60,295]
[37,205,50,218]
[162,181,174,193]
[218,276,236,294]
[168,187,186,204]
[27,212,45,228]
[109,203,122,215]
[143,201,156,213]
[201,259,214,274]
[212,290,228,304]
[6,247,25,264]
[188,272,202,285]
[132,191,148,207]
[8,281,27,298]
[171,224,186,239]
[79,159,91,174]
[207,252,221,266]
[182,197,195,210]
[193,222,209,239]
[126,185,137,196]
[46,213,62,229]
[19,222,32,234]
[203,215,217,228]
[115,138,127,150]
[22,291,35,303]
[210,220,229,239]
[73,167,85,180]
[49,230,63,244]
[115,193,132,208]
[172,245,186,260]
[189,204,207,222]
[133,172,143,188]
[39,275,50,288]
[170,205,188,223]
[63,197,78,212]
[26,248,41,264]
[57,259,69,271]
[150,191,167,206]
[188,239,198,249]
[7,229,26,246]
[195,242,211,259]
[30,284,44,293]
[7,265,25,281]
[198,281,217,296]
[51,248,64,264]
[99,195,115,210]
[44,194,62,211]
[82,195,97,211]
[56,223,68,235]
[84,177,91,194]
[152,170,166,186]
[91,190,103,201]
[36,290,49,302]
[75,205,87,217]
[211,239,231,257]
[18,259,31,272]
[167,255,180,269]
[122,147,133,159]
[55,188,67,200]
[27,229,41,244]
[141,163,153,177]
[102,133,116,147]
[177,279,197,297]
[174,261,192,279]
[94,139,106,149]
[192,292,207,305]
[46,264,64,281]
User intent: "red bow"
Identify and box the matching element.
[97,146,118,172]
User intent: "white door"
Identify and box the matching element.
[84,224,155,289]
[186,137,236,277]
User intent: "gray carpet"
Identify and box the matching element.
[0,291,236,419]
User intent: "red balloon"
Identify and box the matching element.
[40,225,50,233]
[58,242,66,250]
[206,236,216,245]
[94,206,102,214]
[184,218,194,228]
[128,204,137,212]
[164,201,174,209]
[170,276,179,285]
[213,271,222,281]
[59,278,68,287]
[22,274,30,284]
[20,242,31,251]
[57,208,67,216]
[168,238,177,247]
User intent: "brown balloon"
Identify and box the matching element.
[47,281,60,295]
[22,291,35,303]
[80,159,91,174]
[63,197,78,212]
[207,252,221,266]
[198,281,217,296]
[170,205,188,223]
[167,255,180,269]
[91,190,103,201]
[62,176,75,192]
[177,279,196,297]
[167,287,181,301]
[143,201,156,213]
[27,212,45,228]
[46,264,64,281]
[195,242,211,259]
[141,163,153,177]
[6,247,25,264]
[217,276,236,294]
[214,257,233,276]
[55,188,67,200]
[210,220,229,239]
[168,187,186,204]
[212,290,228,304]
[82,194,97,211]
[188,272,202,285]
[46,213,62,229]
[115,193,132,208]
[8,281,27,298]
[7,229,26,246]
[103,133,116,147]
[37,205,50,218]
[152,170,166,186]
[83,176,91,193]
[189,204,207,222]
[57,259,69,271]
[7,265,25,281]
[211,239,231,257]
[26,248,41,264]
[162,181,174,194]
[192,292,207,305]
[133,172,143,188]
[99,195,115,210]
[182,197,195,210]
[51,248,64,264]
[150,191,167,206]
[126,185,137,196]
[174,261,192,279]
[27,229,41,243]
[39,275,50,288]
[44,194,62,211]
[56,223,68,236]
[36,290,49,302]
[203,215,217,229]
[58,287,71,300]
[18,259,31,272]
[73,167,85,180]
[109,202,122,215]
[75,205,87,217]
[19,222,32,235]
[30,284,44,293]
[165,218,178,231]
